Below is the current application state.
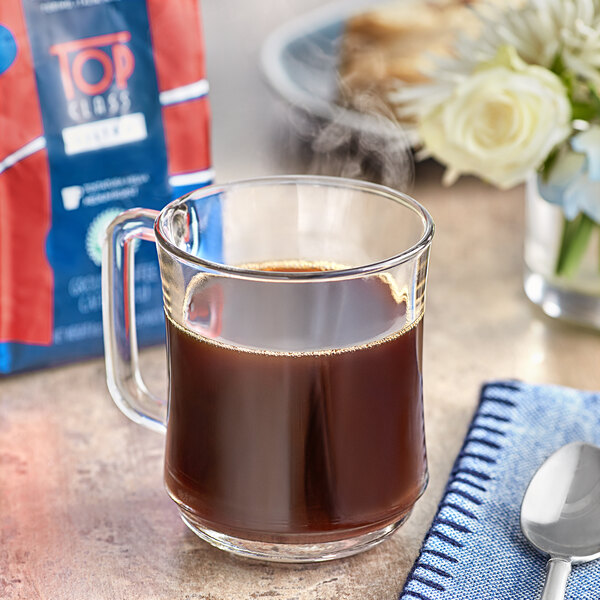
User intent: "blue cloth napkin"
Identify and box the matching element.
[399,380,600,600]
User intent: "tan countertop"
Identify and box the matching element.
[2,1,600,599]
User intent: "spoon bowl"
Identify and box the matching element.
[521,441,600,599]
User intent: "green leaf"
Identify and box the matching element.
[541,148,559,183]
[550,52,566,77]
[588,83,600,117]
[555,213,596,277]
[561,69,576,97]
[598,223,600,275]
[571,101,597,121]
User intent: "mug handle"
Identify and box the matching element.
[102,208,167,434]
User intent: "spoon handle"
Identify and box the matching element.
[540,558,571,600]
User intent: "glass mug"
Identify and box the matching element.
[102,175,434,562]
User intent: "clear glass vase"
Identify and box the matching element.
[524,175,600,329]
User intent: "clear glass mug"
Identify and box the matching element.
[102,175,434,562]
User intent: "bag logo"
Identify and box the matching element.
[50,32,135,123]
[50,32,134,99]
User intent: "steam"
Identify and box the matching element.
[268,16,415,191]
[310,91,414,190]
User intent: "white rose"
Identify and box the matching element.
[419,46,572,189]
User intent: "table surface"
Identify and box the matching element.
[3,1,600,599]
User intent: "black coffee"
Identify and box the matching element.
[164,263,427,543]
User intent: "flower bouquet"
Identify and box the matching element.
[390,0,600,325]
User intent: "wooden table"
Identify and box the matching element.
[2,1,600,599]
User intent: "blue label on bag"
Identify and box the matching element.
[0,0,218,375]
[16,0,170,369]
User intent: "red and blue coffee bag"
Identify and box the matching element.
[0,0,212,374]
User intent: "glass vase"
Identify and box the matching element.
[524,175,600,329]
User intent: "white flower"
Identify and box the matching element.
[458,0,600,87]
[418,47,571,189]
[389,0,600,122]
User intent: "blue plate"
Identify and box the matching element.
[260,0,418,144]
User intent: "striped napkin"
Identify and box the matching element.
[400,380,600,600]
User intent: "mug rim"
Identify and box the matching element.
[154,175,435,281]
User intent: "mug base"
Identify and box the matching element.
[178,509,411,563]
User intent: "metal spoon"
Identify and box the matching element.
[521,441,600,600]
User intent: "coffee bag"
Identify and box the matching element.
[0,0,212,374]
